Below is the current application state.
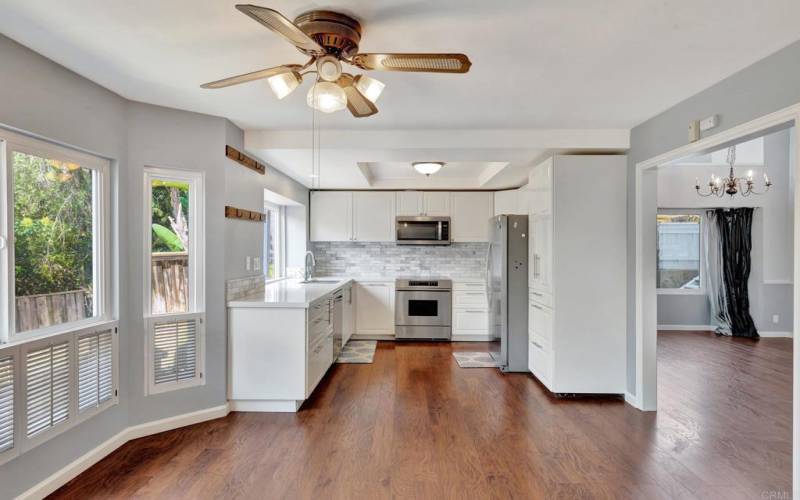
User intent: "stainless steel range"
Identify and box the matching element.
[394,278,452,340]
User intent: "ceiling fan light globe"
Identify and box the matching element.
[316,55,343,82]
[354,74,385,103]
[267,71,301,99]
[412,162,444,176]
[307,81,347,113]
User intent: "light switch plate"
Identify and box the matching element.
[254,258,261,271]
[688,120,700,143]
[245,256,251,271]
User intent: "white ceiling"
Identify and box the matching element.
[2,0,800,131]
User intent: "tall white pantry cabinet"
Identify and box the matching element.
[526,155,627,394]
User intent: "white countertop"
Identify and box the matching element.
[227,278,354,309]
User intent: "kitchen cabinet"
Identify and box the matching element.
[395,191,450,216]
[494,189,527,216]
[342,282,355,344]
[310,191,352,242]
[526,155,627,395]
[353,191,395,241]
[355,281,394,337]
[311,191,394,242]
[452,281,490,341]
[450,192,493,242]
[529,213,553,294]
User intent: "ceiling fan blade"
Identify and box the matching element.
[351,53,471,73]
[235,4,325,55]
[201,65,298,89]
[337,74,378,118]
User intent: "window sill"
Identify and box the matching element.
[656,289,706,296]
[1,318,117,349]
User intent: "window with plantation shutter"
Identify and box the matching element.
[144,168,204,395]
[0,355,14,454]
[26,341,70,438]
[152,318,200,386]
[77,330,114,412]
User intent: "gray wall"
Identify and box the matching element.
[627,39,800,392]
[224,120,308,280]
[0,34,308,497]
[0,34,129,499]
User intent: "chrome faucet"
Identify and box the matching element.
[304,251,316,281]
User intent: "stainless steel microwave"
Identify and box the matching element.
[395,216,451,245]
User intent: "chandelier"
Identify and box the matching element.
[695,146,772,197]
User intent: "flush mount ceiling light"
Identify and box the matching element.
[201,5,471,118]
[413,162,444,176]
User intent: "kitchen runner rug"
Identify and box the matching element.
[336,340,377,364]
[452,352,499,368]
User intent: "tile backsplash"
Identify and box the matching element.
[310,242,489,280]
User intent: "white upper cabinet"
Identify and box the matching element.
[423,192,450,216]
[353,191,395,242]
[450,192,494,242]
[396,191,450,216]
[494,190,527,216]
[529,157,553,215]
[396,191,424,216]
[310,191,352,242]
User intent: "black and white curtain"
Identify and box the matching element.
[705,208,759,338]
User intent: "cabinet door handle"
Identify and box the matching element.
[532,304,544,311]
[531,292,543,297]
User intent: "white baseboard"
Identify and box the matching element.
[451,334,493,342]
[350,334,394,341]
[18,403,230,500]
[657,324,715,332]
[759,331,793,338]
[624,391,643,410]
[229,400,302,412]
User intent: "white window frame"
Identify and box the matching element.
[0,321,119,466]
[264,201,286,280]
[143,167,205,395]
[656,210,706,296]
[0,130,112,343]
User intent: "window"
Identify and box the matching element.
[0,131,118,463]
[264,201,285,279]
[144,168,204,394]
[1,132,111,341]
[657,214,703,292]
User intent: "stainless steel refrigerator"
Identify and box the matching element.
[487,214,529,372]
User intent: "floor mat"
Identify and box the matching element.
[336,340,377,364]
[452,351,499,368]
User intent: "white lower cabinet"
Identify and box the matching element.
[355,281,394,337]
[452,281,489,341]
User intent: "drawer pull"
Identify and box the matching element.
[530,292,543,297]
[532,304,544,310]
[464,292,484,296]
[464,309,485,313]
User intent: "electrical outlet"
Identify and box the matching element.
[245,256,251,271]
[688,120,700,143]
[773,314,780,324]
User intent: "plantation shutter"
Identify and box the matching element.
[78,330,114,412]
[26,341,70,438]
[0,356,13,454]
[153,318,199,385]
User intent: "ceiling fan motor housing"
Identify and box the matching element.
[293,10,362,58]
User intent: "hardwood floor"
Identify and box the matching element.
[51,333,792,499]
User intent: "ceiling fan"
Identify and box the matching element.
[201,4,472,118]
